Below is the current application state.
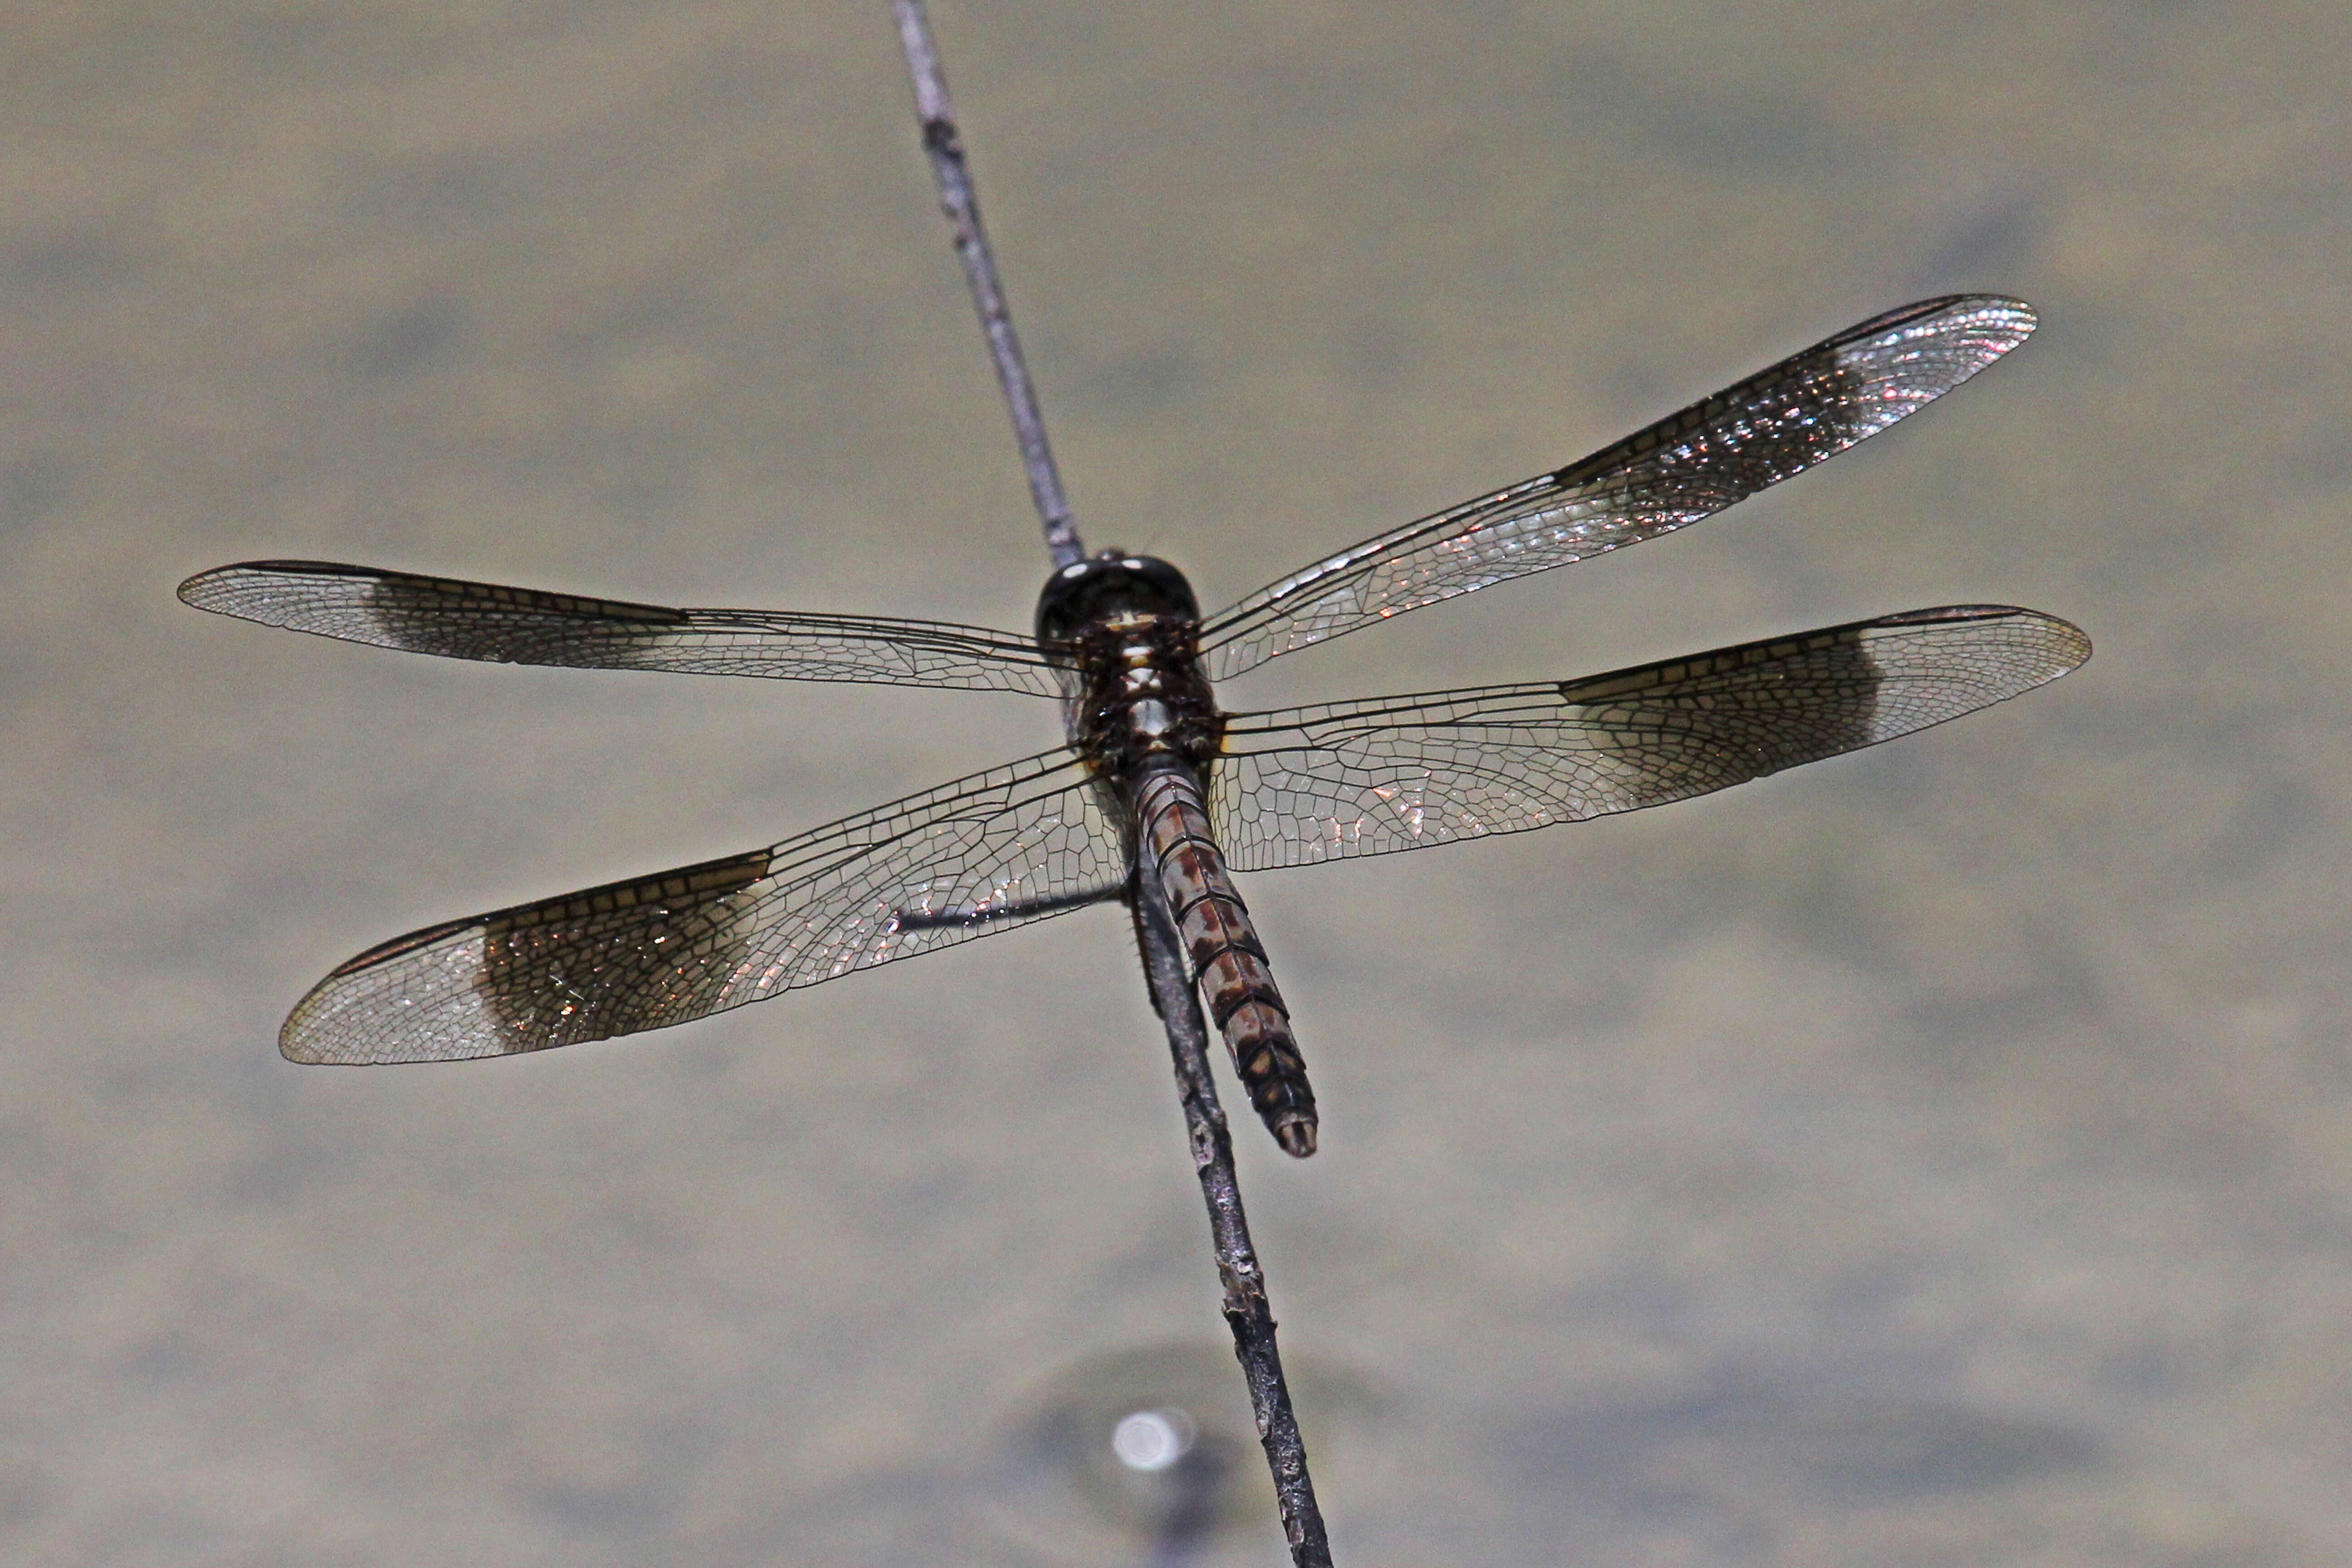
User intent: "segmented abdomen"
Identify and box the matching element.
[1133,761,1318,1156]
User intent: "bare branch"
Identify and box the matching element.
[890,10,1333,1559]
[1132,879,1335,1568]
[891,0,1086,568]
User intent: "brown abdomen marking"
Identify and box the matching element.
[1132,763,1318,1156]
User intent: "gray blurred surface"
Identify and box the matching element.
[6,1,2350,1563]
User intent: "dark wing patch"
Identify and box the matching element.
[180,560,1064,695]
[474,848,776,1044]
[1208,606,2089,870]
[1200,296,2037,681]
[279,749,1127,1063]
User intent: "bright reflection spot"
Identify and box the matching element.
[1111,1406,1197,1472]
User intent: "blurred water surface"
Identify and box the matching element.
[5,1,2351,1563]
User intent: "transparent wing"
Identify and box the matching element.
[181,560,1064,696]
[280,748,1127,1063]
[1208,606,2089,870]
[1200,296,2037,681]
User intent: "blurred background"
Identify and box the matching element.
[7,1,2349,1563]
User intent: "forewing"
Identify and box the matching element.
[181,560,1064,695]
[1201,296,2037,681]
[1209,606,2089,870]
[280,749,1126,1063]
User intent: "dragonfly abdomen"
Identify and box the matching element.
[1134,761,1318,1157]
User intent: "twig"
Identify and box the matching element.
[1131,886,1335,1568]
[890,0,1086,570]
[888,5,1336,1563]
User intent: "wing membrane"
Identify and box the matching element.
[280,748,1126,1063]
[1200,296,2037,681]
[1208,606,2089,870]
[181,560,1063,695]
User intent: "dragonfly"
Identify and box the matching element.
[182,294,2087,1158]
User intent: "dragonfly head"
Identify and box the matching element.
[1035,551,1200,648]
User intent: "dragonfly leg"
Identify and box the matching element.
[889,880,1127,931]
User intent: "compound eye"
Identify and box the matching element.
[1035,562,1108,646]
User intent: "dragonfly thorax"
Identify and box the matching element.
[1039,552,1224,783]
